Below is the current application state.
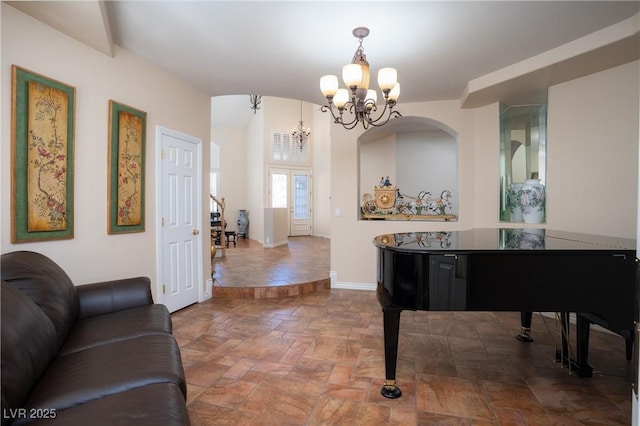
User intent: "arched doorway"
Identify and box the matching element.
[358,116,459,221]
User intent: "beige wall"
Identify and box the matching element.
[210,126,248,234]
[312,108,332,239]
[1,4,212,300]
[547,61,639,236]
[330,101,480,287]
[213,96,332,243]
[330,63,639,288]
[3,4,637,296]
[245,103,265,241]
[360,134,396,197]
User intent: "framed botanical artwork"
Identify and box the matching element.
[107,100,147,234]
[11,65,75,243]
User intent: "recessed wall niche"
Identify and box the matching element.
[499,104,547,224]
[358,117,459,221]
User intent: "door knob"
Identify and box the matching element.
[193,229,200,235]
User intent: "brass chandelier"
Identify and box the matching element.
[320,27,402,130]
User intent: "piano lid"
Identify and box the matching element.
[373,228,636,253]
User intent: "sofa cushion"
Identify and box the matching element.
[22,334,186,413]
[76,277,154,319]
[1,281,58,414]
[1,251,79,349]
[12,384,190,426]
[59,304,172,356]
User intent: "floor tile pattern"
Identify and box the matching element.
[211,236,330,299]
[173,292,634,425]
[183,236,633,424]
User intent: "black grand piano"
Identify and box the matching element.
[374,228,637,398]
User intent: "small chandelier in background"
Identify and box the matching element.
[291,101,311,151]
[249,95,262,114]
[320,27,401,130]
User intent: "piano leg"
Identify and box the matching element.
[516,311,534,342]
[556,312,570,368]
[575,314,593,377]
[555,313,593,377]
[381,307,402,399]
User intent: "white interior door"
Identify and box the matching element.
[158,127,202,313]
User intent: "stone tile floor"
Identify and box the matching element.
[211,236,330,299]
[173,236,634,424]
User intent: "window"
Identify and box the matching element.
[293,174,309,219]
[271,172,288,208]
[272,131,308,164]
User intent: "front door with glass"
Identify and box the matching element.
[270,168,312,236]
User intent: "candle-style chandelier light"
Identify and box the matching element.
[291,101,311,151]
[320,27,402,130]
[249,95,262,114]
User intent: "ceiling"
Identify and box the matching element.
[7,1,640,116]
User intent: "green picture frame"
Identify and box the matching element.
[11,65,75,243]
[107,100,147,234]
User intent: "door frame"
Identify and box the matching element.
[289,168,313,236]
[268,166,313,236]
[155,126,205,307]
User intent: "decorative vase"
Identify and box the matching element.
[519,179,545,224]
[237,209,249,238]
[520,228,545,249]
[508,182,523,222]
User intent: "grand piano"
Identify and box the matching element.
[374,228,637,398]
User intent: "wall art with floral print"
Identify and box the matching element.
[11,65,75,243]
[107,100,146,234]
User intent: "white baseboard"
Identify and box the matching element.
[312,234,331,239]
[263,240,288,248]
[332,282,376,291]
[201,278,213,301]
[330,272,376,291]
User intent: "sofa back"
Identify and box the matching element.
[1,281,59,423]
[1,251,79,349]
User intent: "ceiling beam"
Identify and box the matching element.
[461,13,640,108]
[6,0,114,57]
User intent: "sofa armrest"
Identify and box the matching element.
[76,277,153,319]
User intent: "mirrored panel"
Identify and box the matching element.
[499,104,547,223]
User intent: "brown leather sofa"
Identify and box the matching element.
[1,251,190,425]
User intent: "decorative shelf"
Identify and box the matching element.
[362,214,457,221]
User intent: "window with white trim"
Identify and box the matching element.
[272,131,309,164]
